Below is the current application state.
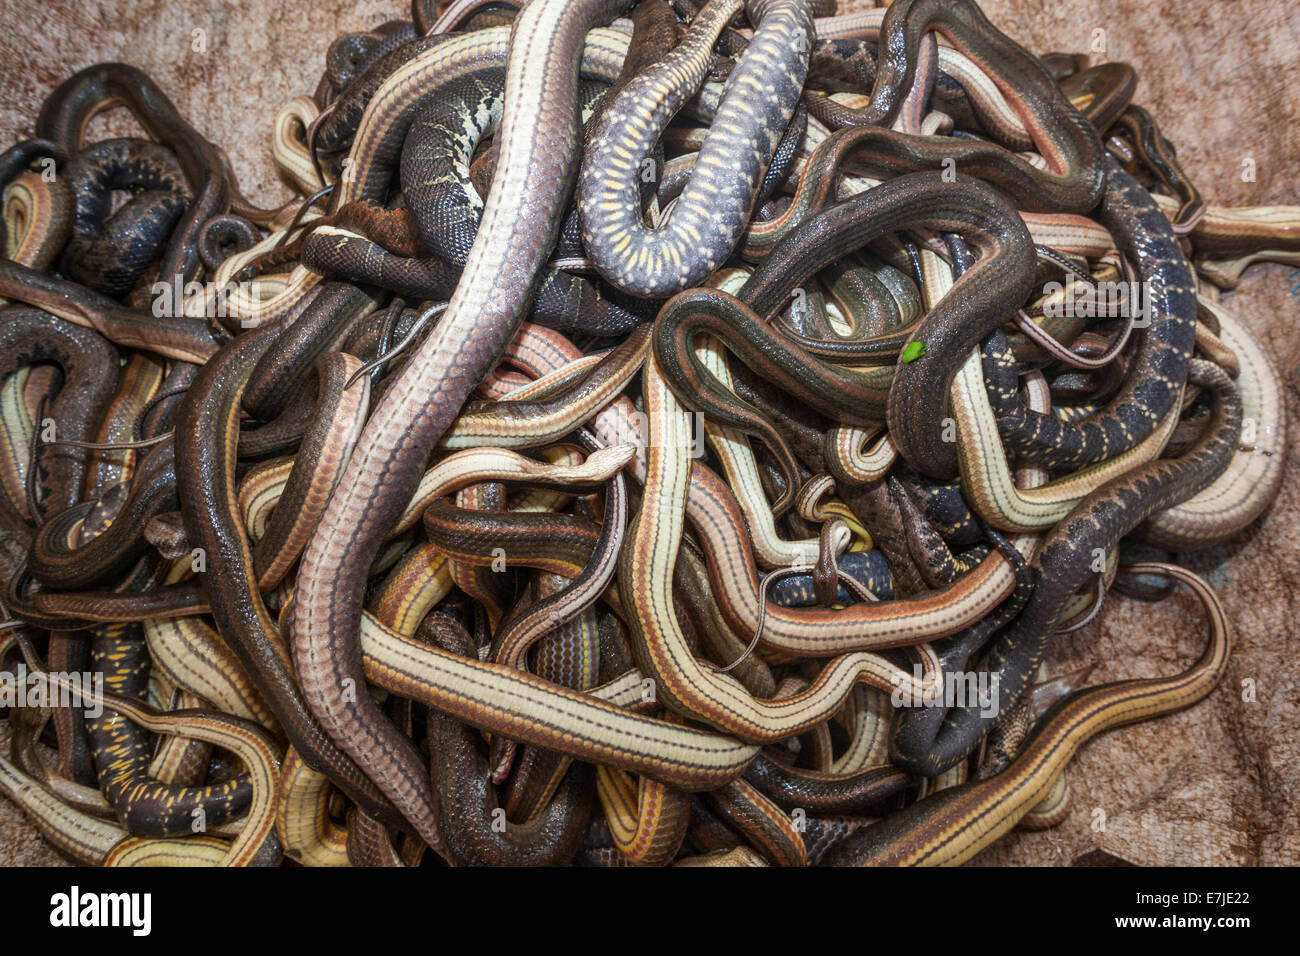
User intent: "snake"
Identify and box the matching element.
[35,63,232,287]
[654,166,1036,487]
[1106,103,1206,235]
[28,442,178,589]
[0,306,120,521]
[0,256,221,363]
[1140,298,1287,549]
[10,633,282,866]
[890,355,1240,776]
[274,749,349,867]
[2,168,74,271]
[578,0,815,297]
[823,563,1231,865]
[0,0,1280,870]
[802,0,1104,214]
[906,244,1178,534]
[289,0,640,853]
[144,617,274,729]
[983,162,1199,475]
[83,621,255,837]
[171,316,415,838]
[422,613,595,865]
[58,138,192,299]
[395,40,660,334]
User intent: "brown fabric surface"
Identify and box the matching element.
[0,0,1294,866]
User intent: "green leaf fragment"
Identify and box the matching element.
[901,341,926,363]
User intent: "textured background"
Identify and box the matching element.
[0,0,1295,866]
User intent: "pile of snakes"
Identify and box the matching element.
[0,0,1292,867]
